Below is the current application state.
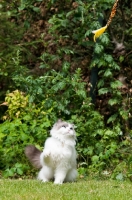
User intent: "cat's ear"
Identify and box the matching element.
[57,119,62,123]
[53,119,62,127]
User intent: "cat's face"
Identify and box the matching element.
[50,119,76,140]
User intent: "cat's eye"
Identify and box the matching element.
[62,125,66,128]
[70,127,73,130]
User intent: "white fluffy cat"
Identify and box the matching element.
[25,119,77,184]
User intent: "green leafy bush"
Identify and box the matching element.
[0,90,56,177]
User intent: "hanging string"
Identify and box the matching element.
[92,0,119,42]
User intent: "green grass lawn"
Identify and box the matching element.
[0,179,132,200]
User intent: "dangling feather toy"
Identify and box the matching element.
[92,0,119,42]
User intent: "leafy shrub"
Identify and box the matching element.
[0,90,56,177]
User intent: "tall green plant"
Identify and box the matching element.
[0,90,56,177]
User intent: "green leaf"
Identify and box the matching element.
[104,69,112,77]
[101,34,109,45]
[110,80,123,89]
[17,168,23,175]
[23,115,31,121]
[103,130,114,139]
[20,133,29,141]
[0,133,5,141]
[119,110,128,120]
[119,56,124,63]
[66,10,74,18]
[108,98,119,106]
[85,30,91,37]
[98,88,109,95]
[94,44,104,54]
[104,54,113,63]
[107,114,118,124]
[32,7,40,13]
[15,163,22,168]
[91,155,99,163]
[4,168,15,177]
[98,79,104,88]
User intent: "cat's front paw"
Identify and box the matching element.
[42,150,51,163]
[54,179,63,184]
[43,150,51,158]
[41,178,49,183]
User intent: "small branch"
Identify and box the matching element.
[125,50,132,58]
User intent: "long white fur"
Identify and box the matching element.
[38,120,77,184]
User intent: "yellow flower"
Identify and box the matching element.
[92,25,107,42]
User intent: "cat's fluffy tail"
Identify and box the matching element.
[25,145,42,169]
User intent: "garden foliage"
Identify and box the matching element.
[0,0,132,180]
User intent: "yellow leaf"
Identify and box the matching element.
[3,116,7,120]
[92,25,107,42]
